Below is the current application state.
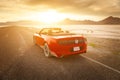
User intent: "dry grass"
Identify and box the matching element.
[88,43,97,48]
[87,37,120,55]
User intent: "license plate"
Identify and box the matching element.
[73,47,80,51]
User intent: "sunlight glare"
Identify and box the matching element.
[31,10,66,24]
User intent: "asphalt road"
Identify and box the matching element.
[0,27,120,80]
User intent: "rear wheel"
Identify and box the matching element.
[43,43,52,57]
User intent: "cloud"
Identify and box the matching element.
[23,0,95,10]
[0,0,120,22]
[0,0,120,16]
[22,0,120,16]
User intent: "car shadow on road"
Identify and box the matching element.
[21,44,88,72]
[26,44,86,61]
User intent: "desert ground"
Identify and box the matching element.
[0,26,120,80]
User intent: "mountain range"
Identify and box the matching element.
[0,16,120,26]
[59,16,120,25]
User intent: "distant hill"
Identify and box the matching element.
[58,16,120,25]
[0,20,42,27]
[0,16,120,25]
[98,16,120,24]
[58,18,97,25]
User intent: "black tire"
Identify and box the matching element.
[43,43,52,57]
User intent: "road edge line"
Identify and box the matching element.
[81,55,120,74]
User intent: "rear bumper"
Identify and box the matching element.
[49,43,87,57]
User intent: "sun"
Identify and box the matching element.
[32,10,66,24]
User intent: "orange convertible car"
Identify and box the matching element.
[33,28,87,58]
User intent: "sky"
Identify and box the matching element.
[0,0,120,22]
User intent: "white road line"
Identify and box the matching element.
[81,55,120,74]
[17,31,27,54]
[17,32,26,47]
